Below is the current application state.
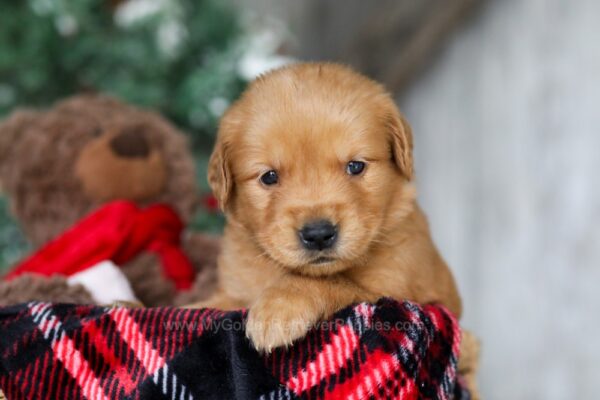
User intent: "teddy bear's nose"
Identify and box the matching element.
[109,130,151,158]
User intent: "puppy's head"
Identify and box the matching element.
[209,63,416,275]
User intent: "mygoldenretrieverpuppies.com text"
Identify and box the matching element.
[163,318,424,333]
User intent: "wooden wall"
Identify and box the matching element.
[400,0,600,398]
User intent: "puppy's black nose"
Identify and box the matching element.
[299,220,337,251]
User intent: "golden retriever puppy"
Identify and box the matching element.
[197,62,462,352]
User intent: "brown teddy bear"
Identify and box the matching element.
[0,94,219,306]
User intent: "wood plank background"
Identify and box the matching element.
[400,1,600,398]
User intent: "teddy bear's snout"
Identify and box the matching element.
[109,130,151,158]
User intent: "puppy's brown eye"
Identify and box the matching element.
[346,161,365,175]
[260,170,278,185]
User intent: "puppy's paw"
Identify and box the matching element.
[246,290,321,353]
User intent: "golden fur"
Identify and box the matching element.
[196,63,462,352]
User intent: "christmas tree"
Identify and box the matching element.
[0,0,248,269]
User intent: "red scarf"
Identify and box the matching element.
[5,201,195,290]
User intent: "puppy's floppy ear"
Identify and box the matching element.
[387,110,414,180]
[207,139,232,211]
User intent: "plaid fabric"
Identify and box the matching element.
[0,299,469,400]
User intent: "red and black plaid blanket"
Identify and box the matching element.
[0,298,469,399]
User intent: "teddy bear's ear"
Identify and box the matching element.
[0,110,40,189]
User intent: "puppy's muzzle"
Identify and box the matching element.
[298,220,337,251]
